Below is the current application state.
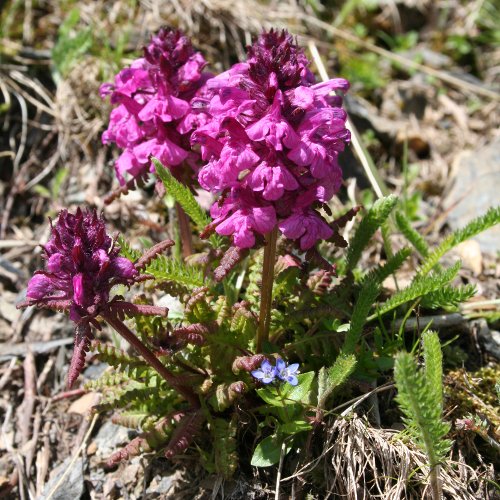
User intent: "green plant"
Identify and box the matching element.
[394,331,452,500]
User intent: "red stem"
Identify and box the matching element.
[101,311,199,406]
[256,228,278,352]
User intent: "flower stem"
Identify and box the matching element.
[176,202,193,258]
[102,311,198,406]
[256,227,278,352]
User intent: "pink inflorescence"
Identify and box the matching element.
[25,208,137,320]
[101,28,211,186]
[23,209,139,386]
[192,29,350,250]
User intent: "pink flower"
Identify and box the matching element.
[210,190,276,248]
[279,210,333,250]
[248,160,298,201]
[246,92,299,151]
[26,209,137,318]
[22,209,139,387]
[216,206,276,248]
[192,29,350,249]
[101,28,212,188]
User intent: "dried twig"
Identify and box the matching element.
[304,16,500,102]
[308,41,388,199]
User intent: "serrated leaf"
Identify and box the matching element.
[318,354,356,408]
[346,195,398,271]
[418,205,500,276]
[152,157,221,248]
[368,261,462,320]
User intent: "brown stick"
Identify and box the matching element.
[176,202,194,258]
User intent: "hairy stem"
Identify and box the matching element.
[256,227,278,352]
[101,311,198,406]
[176,202,193,258]
[429,464,442,500]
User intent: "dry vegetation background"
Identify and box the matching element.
[0,0,499,498]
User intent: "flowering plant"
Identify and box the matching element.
[193,30,350,250]
[18,26,500,494]
[101,28,211,186]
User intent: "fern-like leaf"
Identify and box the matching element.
[106,413,183,466]
[345,195,398,271]
[420,283,476,310]
[91,341,151,380]
[422,331,443,409]
[394,351,452,470]
[145,254,207,289]
[152,157,221,247]
[68,322,93,388]
[117,235,141,261]
[212,417,238,479]
[395,211,430,257]
[208,381,247,412]
[85,370,130,391]
[342,278,381,355]
[164,410,205,459]
[419,205,500,276]
[369,261,461,320]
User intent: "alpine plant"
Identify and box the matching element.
[192,29,350,250]
[101,28,212,188]
[18,209,170,388]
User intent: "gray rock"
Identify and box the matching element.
[92,421,132,458]
[83,362,108,381]
[443,138,500,254]
[145,471,182,497]
[39,457,85,500]
[475,320,500,360]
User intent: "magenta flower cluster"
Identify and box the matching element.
[25,209,138,321]
[101,28,211,185]
[192,30,350,249]
[23,209,139,386]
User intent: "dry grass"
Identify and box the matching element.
[319,414,495,499]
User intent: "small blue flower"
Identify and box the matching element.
[251,359,277,384]
[276,358,300,386]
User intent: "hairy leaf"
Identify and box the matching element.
[345,195,398,271]
[318,354,357,408]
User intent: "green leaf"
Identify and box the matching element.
[281,372,315,405]
[318,354,356,408]
[346,195,398,271]
[145,254,207,289]
[152,157,221,248]
[117,235,140,261]
[420,283,476,310]
[256,372,315,407]
[256,387,283,407]
[419,205,500,276]
[368,261,462,321]
[280,421,312,435]
[342,277,380,354]
[422,331,443,409]
[394,351,452,468]
[251,435,283,467]
[395,211,429,258]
